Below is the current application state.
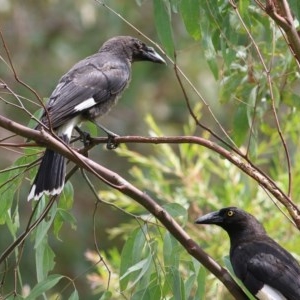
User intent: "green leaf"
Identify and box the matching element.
[132,226,147,262]
[99,291,112,300]
[195,266,206,299]
[170,267,184,300]
[272,83,280,108]
[199,11,218,79]
[120,227,146,291]
[68,289,79,300]
[163,232,181,268]
[27,108,44,129]
[153,0,175,58]
[60,181,74,209]
[54,182,76,238]
[120,232,135,291]
[289,0,299,20]
[8,295,23,300]
[120,256,152,289]
[219,73,244,103]
[82,121,98,138]
[55,209,77,228]
[233,104,249,146]
[223,256,256,299]
[34,200,57,248]
[184,273,196,298]
[35,239,55,282]
[238,0,251,26]
[180,0,201,40]
[26,274,63,300]
[162,203,187,225]
[132,283,162,300]
[0,156,32,224]
[33,199,57,282]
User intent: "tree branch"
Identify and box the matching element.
[0,115,248,299]
[262,0,300,65]
[1,113,300,224]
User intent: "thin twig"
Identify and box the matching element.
[95,0,239,150]
[229,0,292,197]
[0,196,57,265]
[80,169,112,289]
[0,30,42,104]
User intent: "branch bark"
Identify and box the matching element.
[263,0,300,65]
[0,115,249,299]
[3,114,299,227]
[91,135,300,227]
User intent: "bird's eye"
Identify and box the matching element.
[227,210,234,217]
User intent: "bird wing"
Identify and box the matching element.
[232,240,300,300]
[41,55,130,128]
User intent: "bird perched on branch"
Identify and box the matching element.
[28,36,165,201]
[195,207,300,300]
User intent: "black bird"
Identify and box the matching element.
[195,207,300,300]
[28,36,165,201]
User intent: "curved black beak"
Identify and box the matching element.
[142,46,166,64]
[195,211,223,225]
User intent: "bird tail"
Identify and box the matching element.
[27,135,69,201]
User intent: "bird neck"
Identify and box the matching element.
[224,223,266,249]
[100,44,133,62]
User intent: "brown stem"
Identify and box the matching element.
[1,113,299,224]
[0,116,249,298]
[263,0,300,64]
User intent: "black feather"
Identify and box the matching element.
[195,207,300,299]
[28,36,165,201]
[28,135,67,200]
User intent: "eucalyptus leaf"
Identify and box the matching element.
[153,0,175,58]
[26,274,63,300]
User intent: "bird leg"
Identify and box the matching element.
[92,121,119,150]
[75,126,92,146]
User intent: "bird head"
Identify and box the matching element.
[128,37,166,64]
[100,36,166,64]
[195,207,266,237]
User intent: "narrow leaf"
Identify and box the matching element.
[35,239,55,282]
[120,228,139,291]
[233,104,249,146]
[195,266,206,299]
[34,200,57,248]
[224,256,256,299]
[180,0,201,40]
[120,256,152,289]
[199,10,219,79]
[27,274,63,299]
[99,291,112,300]
[172,268,184,300]
[68,289,79,300]
[184,273,196,298]
[163,232,180,268]
[153,0,175,58]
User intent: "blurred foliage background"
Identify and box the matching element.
[1,0,300,299]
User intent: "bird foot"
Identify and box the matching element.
[81,131,92,146]
[75,126,92,146]
[106,133,119,150]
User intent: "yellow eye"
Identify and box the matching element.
[227,210,234,217]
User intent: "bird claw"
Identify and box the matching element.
[106,134,119,150]
[75,126,92,146]
[81,131,92,146]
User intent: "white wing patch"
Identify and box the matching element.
[256,284,287,300]
[74,97,96,112]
